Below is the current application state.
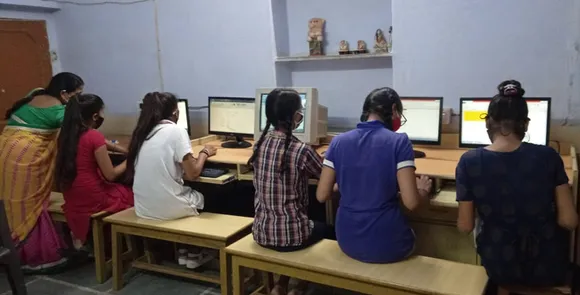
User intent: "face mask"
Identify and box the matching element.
[294,112,304,130]
[391,117,401,132]
[95,116,104,129]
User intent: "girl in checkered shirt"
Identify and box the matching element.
[248,88,326,295]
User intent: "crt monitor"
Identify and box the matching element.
[396,97,443,158]
[254,87,328,145]
[139,98,191,136]
[208,96,255,148]
[459,97,551,148]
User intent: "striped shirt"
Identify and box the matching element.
[252,130,322,247]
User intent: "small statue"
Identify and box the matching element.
[354,40,368,54]
[374,29,388,53]
[338,40,350,55]
[307,18,326,56]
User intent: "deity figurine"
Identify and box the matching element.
[354,40,368,54]
[307,18,326,56]
[338,40,350,55]
[374,29,388,53]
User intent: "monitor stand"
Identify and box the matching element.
[413,150,426,159]
[221,135,252,149]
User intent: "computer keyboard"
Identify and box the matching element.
[200,168,229,178]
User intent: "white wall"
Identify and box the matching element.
[392,0,579,122]
[54,0,276,115]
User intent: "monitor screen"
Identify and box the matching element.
[208,97,255,135]
[397,97,442,144]
[460,98,550,147]
[176,100,189,134]
[259,93,307,133]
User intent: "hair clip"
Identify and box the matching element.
[503,84,518,94]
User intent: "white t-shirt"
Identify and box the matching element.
[133,121,204,220]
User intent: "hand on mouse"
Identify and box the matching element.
[416,175,432,197]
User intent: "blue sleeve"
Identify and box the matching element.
[455,155,474,202]
[395,134,415,170]
[552,149,569,186]
[323,137,338,170]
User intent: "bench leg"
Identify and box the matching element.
[261,272,273,294]
[231,257,244,295]
[143,238,157,264]
[220,249,231,295]
[92,219,107,284]
[111,227,124,291]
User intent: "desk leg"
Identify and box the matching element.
[111,227,124,291]
[231,257,244,295]
[220,248,231,295]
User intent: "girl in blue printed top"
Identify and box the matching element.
[455,80,578,292]
[249,88,325,295]
[317,87,433,263]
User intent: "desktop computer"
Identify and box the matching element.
[396,97,443,158]
[139,98,191,136]
[459,97,551,148]
[254,88,328,145]
[208,96,255,148]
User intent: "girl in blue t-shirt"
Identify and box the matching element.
[317,87,432,263]
[455,80,578,290]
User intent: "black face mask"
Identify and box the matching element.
[95,116,104,129]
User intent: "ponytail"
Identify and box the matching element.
[125,92,177,184]
[55,96,86,190]
[280,120,293,174]
[4,89,48,120]
[248,122,271,166]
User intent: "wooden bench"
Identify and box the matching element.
[48,192,135,283]
[226,235,489,295]
[103,208,253,295]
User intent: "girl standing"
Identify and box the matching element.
[55,94,134,248]
[249,88,325,295]
[0,72,83,272]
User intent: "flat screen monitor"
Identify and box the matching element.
[254,88,326,145]
[397,97,443,145]
[459,97,551,148]
[140,98,191,136]
[208,96,255,148]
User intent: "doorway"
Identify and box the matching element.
[0,19,52,130]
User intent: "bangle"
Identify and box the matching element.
[200,149,210,157]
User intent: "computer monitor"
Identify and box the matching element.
[396,97,443,158]
[459,97,551,148]
[139,98,191,136]
[208,96,255,148]
[254,87,328,145]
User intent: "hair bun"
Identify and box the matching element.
[498,80,525,98]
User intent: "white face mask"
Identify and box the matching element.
[293,111,304,130]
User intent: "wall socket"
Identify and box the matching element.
[442,108,453,125]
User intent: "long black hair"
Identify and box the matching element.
[125,92,178,184]
[55,94,104,190]
[486,80,528,141]
[5,72,84,119]
[360,87,403,130]
[248,88,302,173]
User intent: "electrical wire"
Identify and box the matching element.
[41,0,150,5]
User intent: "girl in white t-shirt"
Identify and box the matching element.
[125,92,217,268]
